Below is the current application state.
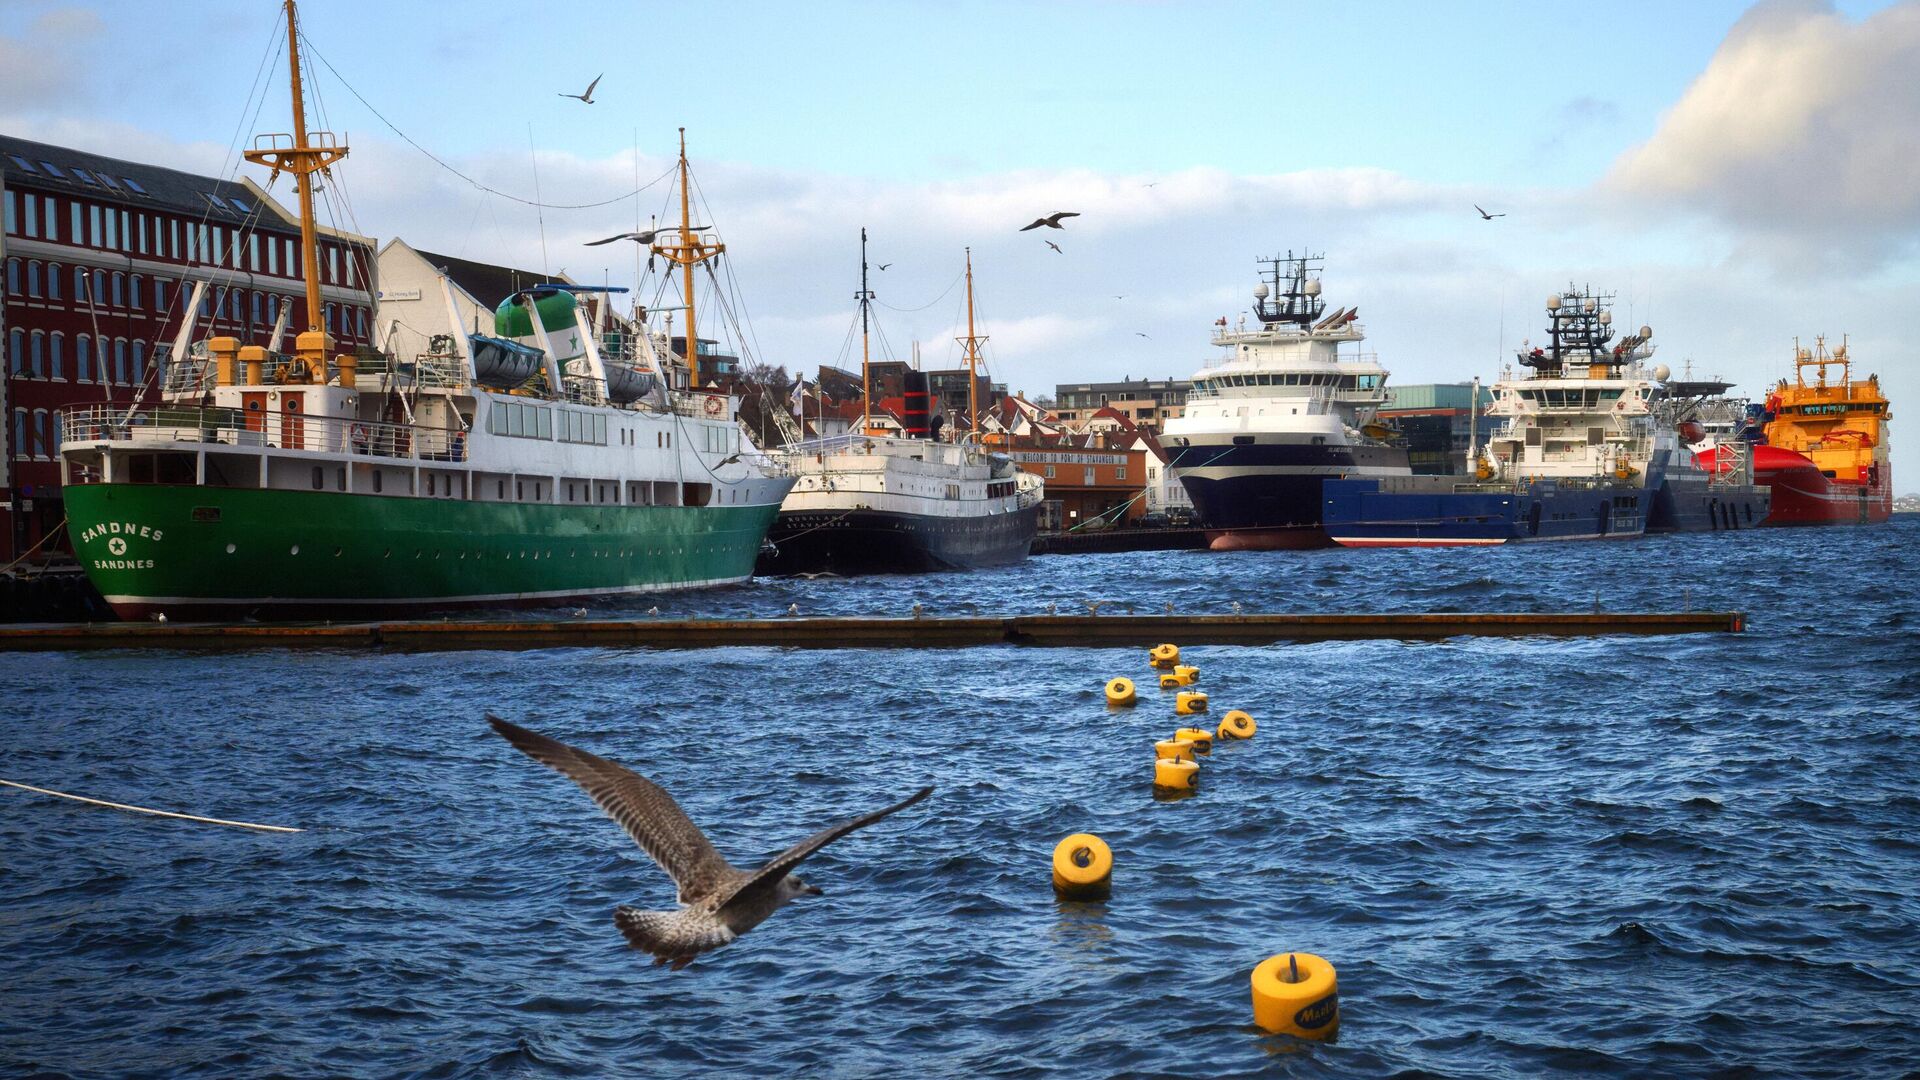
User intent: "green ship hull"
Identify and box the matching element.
[63,483,778,620]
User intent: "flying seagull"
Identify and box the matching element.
[877,263,892,271]
[488,716,932,969]
[1474,204,1505,220]
[586,226,708,247]
[560,74,603,104]
[1045,240,1063,254]
[1019,211,1080,232]
[1134,332,1151,339]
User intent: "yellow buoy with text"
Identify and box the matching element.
[1105,677,1137,707]
[1051,833,1113,901]
[1154,756,1198,791]
[1154,738,1195,763]
[1174,664,1199,684]
[1218,711,1257,740]
[1159,673,1185,690]
[1149,643,1180,669]
[1251,952,1339,1039]
[1174,726,1213,754]
[1175,691,1209,715]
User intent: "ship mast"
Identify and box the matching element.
[649,129,724,389]
[243,0,347,384]
[957,248,987,439]
[858,228,875,434]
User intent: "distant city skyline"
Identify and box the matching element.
[4,0,1915,483]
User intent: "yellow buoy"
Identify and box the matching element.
[1154,738,1195,763]
[1251,952,1338,1039]
[1175,691,1209,715]
[1051,833,1113,901]
[1218,711,1257,740]
[1159,673,1186,690]
[1105,677,1137,707]
[1174,664,1200,683]
[1173,726,1213,754]
[1154,756,1198,791]
[1149,643,1180,669]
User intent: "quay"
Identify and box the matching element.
[0,611,1743,652]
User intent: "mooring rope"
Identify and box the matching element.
[0,778,302,833]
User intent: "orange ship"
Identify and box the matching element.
[1749,336,1893,526]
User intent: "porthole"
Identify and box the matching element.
[289,544,300,555]
[225,543,236,554]
[333,547,343,557]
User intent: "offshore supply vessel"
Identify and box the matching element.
[1745,337,1893,526]
[1161,252,1409,550]
[57,2,792,618]
[1647,373,1771,533]
[1322,287,1665,546]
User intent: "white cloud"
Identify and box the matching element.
[0,8,105,108]
[1606,0,1920,262]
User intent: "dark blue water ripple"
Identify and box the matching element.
[3,520,1919,1077]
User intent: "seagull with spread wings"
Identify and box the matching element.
[560,74,603,104]
[1020,211,1080,231]
[586,225,708,247]
[1474,204,1506,220]
[490,717,931,969]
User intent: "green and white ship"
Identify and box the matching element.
[57,2,792,620]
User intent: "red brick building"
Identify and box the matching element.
[1,135,376,562]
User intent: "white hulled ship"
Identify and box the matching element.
[756,235,1042,575]
[1161,252,1409,549]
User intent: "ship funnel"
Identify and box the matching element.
[1304,278,1322,296]
[1546,295,1561,311]
[1253,283,1270,300]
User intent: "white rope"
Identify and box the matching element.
[0,778,302,833]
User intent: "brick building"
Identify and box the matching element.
[2,135,376,561]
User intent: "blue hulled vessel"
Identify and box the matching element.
[1324,286,1664,547]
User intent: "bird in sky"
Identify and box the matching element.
[1019,211,1080,232]
[1045,240,1063,254]
[1134,332,1151,339]
[1114,295,1126,300]
[1142,182,1159,189]
[587,226,707,247]
[488,717,932,970]
[877,263,892,271]
[560,74,603,104]
[1474,204,1506,220]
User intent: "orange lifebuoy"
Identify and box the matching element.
[703,396,724,417]
[349,422,370,445]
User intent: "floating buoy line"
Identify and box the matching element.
[0,778,302,833]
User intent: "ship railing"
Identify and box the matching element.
[560,375,609,407]
[59,403,469,463]
[159,341,440,393]
[665,389,735,420]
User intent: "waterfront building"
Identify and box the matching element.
[2,134,376,562]
[982,397,1146,530]
[1379,381,1493,475]
[1052,376,1191,431]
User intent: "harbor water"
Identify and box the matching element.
[4,519,1918,1077]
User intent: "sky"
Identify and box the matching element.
[4,0,1917,483]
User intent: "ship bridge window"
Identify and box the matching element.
[559,409,609,446]
[488,400,554,440]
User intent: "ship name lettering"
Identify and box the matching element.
[80,523,163,544]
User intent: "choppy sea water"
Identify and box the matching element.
[3,519,1918,1078]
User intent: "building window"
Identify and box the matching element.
[45,262,60,300]
[267,236,279,275]
[29,331,44,378]
[2,190,13,234]
[155,278,170,313]
[1044,465,1056,478]
[26,260,41,298]
[136,213,148,254]
[120,210,130,251]
[111,272,124,308]
[104,208,116,249]
[249,233,260,270]
[49,333,63,380]
[70,202,82,242]
[132,341,147,384]
[23,192,37,238]
[4,258,15,295]
[11,408,25,457]
[76,335,92,381]
[171,219,181,259]
[1116,466,1126,480]
[34,411,49,459]
[7,329,22,376]
[129,274,142,310]
[113,338,127,384]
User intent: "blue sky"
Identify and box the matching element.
[5,1,1917,481]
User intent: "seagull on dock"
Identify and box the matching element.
[487,717,931,970]
[571,607,589,618]
[646,606,661,617]
[559,74,603,104]
[786,603,801,617]
[1474,204,1506,220]
[911,602,925,619]
[1230,601,1244,615]
[1046,602,1058,615]
[1163,601,1174,615]
[1085,600,1107,616]
[1020,211,1080,231]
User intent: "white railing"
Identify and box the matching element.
[60,404,469,462]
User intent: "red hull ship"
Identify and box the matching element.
[1748,337,1892,527]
